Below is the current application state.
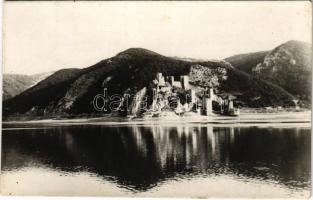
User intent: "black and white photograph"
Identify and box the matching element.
[1,1,312,198]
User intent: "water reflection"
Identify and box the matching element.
[1,125,311,192]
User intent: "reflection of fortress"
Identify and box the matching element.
[130,125,227,170]
[3,125,310,192]
[142,72,239,118]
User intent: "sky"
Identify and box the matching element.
[3,1,312,75]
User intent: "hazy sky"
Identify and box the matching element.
[4,1,312,75]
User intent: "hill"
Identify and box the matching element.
[3,72,54,100]
[252,40,311,102]
[3,48,296,118]
[225,51,269,73]
[225,40,311,103]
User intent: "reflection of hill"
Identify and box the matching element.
[1,125,310,191]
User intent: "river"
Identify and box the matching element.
[1,123,310,197]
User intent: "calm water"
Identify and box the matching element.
[1,123,311,197]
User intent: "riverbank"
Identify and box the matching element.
[2,110,311,127]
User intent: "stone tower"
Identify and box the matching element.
[180,75,190,89]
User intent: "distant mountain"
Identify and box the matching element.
[3,72,54,100]
[225,40,311,102]
[3,48,296,118]
[172,56,210,62]
[225,51,269,73]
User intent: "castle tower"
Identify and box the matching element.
[166,76,175,85]
[228,100,234,110]
[202,96,212,116]
[180,75,190,89]
[156,73,163,82]
[156,73,165,86]
[209,88,214,98]
[190,89,196,104]
[151,88,157,111]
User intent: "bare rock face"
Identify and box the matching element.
[127,87,147,116]
[252,40,311,101]
[189,64,227,88]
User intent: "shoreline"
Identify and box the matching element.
[2,110,311,127]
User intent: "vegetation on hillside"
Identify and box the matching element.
[225,51,269,73]
[253,40,311,102]
[3,72,53,100]
[3,47,301,118]
[225,40,311,104]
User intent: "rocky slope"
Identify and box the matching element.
[226,40,311,102]
[253,40,311,102]
[3,48,296,118]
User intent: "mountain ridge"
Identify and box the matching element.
[225,40,311,102]
[3,43,304,118]
[3,71,54,100]
[224,51,269,73]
